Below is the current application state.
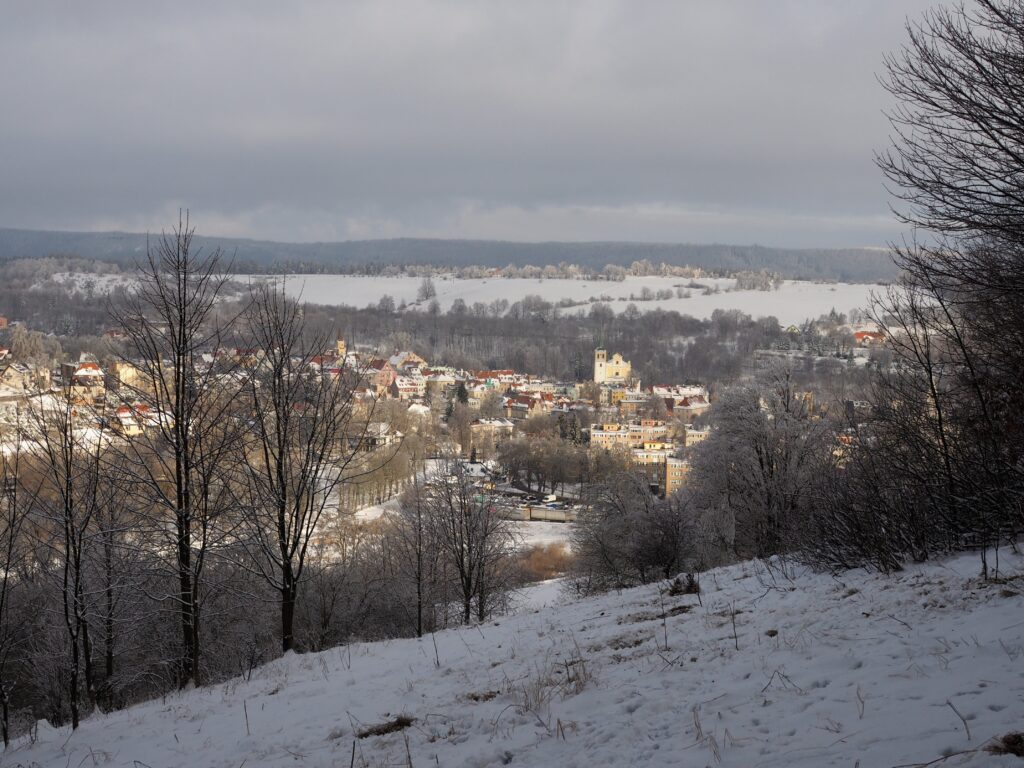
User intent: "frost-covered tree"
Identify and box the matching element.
[23,394,109,729]
[690,366,832,561]
[416,277,437,302]
[0,427,29,744]
[422,461,514,624]
[571,471,696,594]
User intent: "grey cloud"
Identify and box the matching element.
[0,0,938,247]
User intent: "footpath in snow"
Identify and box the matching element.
[8,550,1024,767]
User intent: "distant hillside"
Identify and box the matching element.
[0,227,900,282]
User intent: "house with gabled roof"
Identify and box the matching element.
[390,374,426,400]
[854,330,885,346]
[364,359,398,395]
[113,405,144,437]
[388,351,427,371]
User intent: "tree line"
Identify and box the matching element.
[0,228,901,281]
[568,0,1024,593]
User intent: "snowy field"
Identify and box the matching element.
[252,274,880,325]
[11,549,1024,767]
[56,272,882,325]
[513,520,573,550]
[513,577,568,612]
[355,498,572,551]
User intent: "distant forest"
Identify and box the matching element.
[0,227,899,282]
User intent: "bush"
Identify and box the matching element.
[518,543,574,582]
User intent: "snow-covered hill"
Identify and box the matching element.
[9,551,1024,767]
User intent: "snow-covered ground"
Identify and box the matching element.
[11,549,1024,767]
[355,498,572,551]
[54,272,881,325]
[514,520,573,550]
[351,496,401,522]
[513,577,568,613]
[252,274,880,325]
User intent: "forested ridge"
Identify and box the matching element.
[0,227,898,282]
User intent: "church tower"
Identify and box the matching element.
[594,348,607,383]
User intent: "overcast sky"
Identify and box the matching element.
[0,1,939,247]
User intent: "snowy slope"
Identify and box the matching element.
[8,551,1024,768]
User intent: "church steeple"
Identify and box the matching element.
[594,348,607,383]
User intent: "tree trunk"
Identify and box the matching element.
[190,592,201,686]
[178,570,193,687]
[476,585,487,623]
[69,637,80,730]
[104,540,115,708]
[2,688,9,748]
[81,615,96,709]
[415,549,423,638]
[281,582,296,653]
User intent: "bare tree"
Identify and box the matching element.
[110,213,242,687]
[85,452,142,710]
[832,0,1024,572]
[879,0,1024,245]
[571,470,696,593]
[22,393,109,729]
[690,366,832,561]
[417,277,437,303]
[423,460,515,624]
[388,476,445,637]
[236,282,372,652]
[0,422,29,745]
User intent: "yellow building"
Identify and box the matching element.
[589,419,668,450]
[617,397,647,418]
[589,423,632,450]
[608,388,631,405]
[593,348,632,384]
[632,420,669,445]
[683,427,711,447]
[631,443,672,496]
[113,405,145,437]
[665,457,690,496]
[108,361,140,391]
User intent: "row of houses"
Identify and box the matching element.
[586,418,709,497]
[0,351,52,398]
[2,337,715,499]
[588,419,709,450]
[341,343,714,498]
